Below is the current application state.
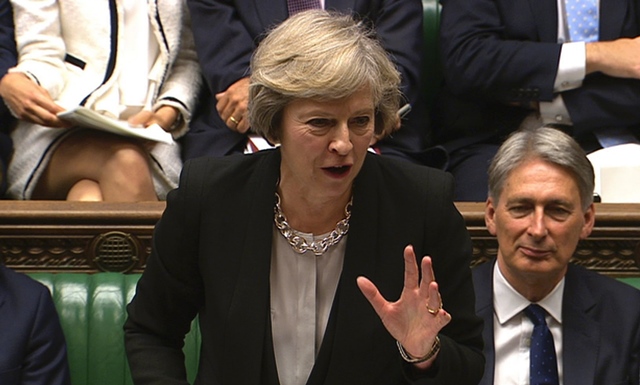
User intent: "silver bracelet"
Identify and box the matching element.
[396,336,441,364]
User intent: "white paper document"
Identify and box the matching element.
[57,106,174,144]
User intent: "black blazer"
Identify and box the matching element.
[181,0,428,162]
[473,260,640,385]
[434,0,640,146]
[0,265,71,385]
[125,150,484,385]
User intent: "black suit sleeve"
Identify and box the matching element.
[124,160,206,385]
[439,0,561,103]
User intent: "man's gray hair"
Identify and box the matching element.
[488,127,595,210]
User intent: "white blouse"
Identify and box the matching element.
[270,226,346,385]
[93,0,159,120]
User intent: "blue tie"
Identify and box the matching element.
[564,0,598,42]
[525,304,559,385]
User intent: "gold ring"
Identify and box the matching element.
[229,116,239,125]
[426,302,442,315]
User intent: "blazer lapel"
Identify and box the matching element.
[561,266,599,385]
[318,171,383,384]
[221,152,281,385]
[473,261,496,385]
[529,0,559,42]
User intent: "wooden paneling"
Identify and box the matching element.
[1,201,639,277]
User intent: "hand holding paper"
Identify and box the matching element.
[57,107,174,144]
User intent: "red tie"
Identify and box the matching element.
[287,0,321,16]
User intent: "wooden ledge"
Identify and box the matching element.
[1,201,639,277]
[0,200,166,225]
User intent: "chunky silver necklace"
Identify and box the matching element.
[274,192,352,256]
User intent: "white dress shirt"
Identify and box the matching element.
[539,0,600,125]
[493,263,565,385]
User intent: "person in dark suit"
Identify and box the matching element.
[434,0,640,201]
[125,11,484,385]
[0,0,16,196]
[0,264,71,385]
[473,127,640,384]
[182,0,428,164]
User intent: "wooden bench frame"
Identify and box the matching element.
[1,201,639,277]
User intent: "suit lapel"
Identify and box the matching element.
[561,266,599,385]
[599,0,628,40]
[473,261,496,385]
[221,152,281,385]
[529,0,559,42]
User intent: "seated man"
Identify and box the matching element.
[0,263,71,384]
[473,127,640,384]
[435,0,640,201]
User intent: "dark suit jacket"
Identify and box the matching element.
[182,0,428,163]
[0,265,71,385]
[0,0,18,134]
[434,0,640,147]
[125,149,485,385]
[473,260,640,385]
[0,0,16,195]
[0,0,15,121]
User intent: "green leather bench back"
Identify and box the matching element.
[422,0,442,107]
[29,270,638,385]
[29,273,200,385]
[619,277,640,290]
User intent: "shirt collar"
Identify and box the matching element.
[493,262,564,325]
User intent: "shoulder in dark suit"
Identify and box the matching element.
[0,264,71,385]
[473,260,640,385]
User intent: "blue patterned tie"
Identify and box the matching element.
[525,304,559,385]
[287,0,321,16]
[564,0,599,42]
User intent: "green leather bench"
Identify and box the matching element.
[28,271,640,385]
[29,273,200,385]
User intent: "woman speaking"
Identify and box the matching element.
[125,10,484,385]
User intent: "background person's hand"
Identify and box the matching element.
[0,72,68,127]
[586,36,640,79]
[128,105,180,132]
[216,77,250,133]
[357,245,452,369]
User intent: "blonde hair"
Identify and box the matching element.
[248,9,402,142]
